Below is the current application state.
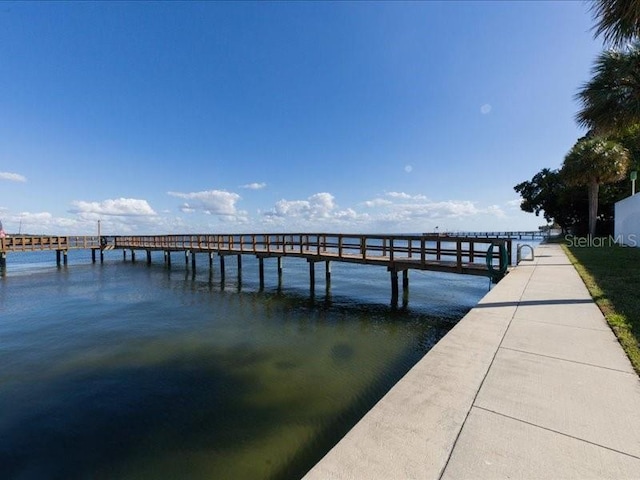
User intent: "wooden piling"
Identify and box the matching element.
[220,255,226,285]
[325,261,331,293]
[63,250,68,266]
[131,250,136,263]
[91,249,96,263]
[277,256,283,289]
[166,251,171,268]
[390,268,399,308]
[258,257,265,290]
[309,260,316,297]
[402,269,409,307]
[56,250,61,267]
[147,250,152,265]
[191,251,197,273]
[237,254,242,285]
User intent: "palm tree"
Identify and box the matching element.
[562,137,630,236]
[590,0,640,48]
[575,44,640,135]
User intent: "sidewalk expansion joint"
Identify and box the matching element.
[473,405,640,461]
[437,260,539,480]
[499,346,637,375]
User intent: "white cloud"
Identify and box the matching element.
[386,191,412,199]
[358,192,514,232]
[486,204,506,218]
[387,200,480,220]
[385,192,427,201]
[268,192,336,219]
[0,172,27,182]
[70,198,157,216]
[480,103,492,114]
[362,198,393,208]
[404,165,413,173]
[3,211,81,234]
[168,190,241,216]
[241,182,267,190]
[262,192,366,230]
[179,203,196,214]
[506,199,522,208]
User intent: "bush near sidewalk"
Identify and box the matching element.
[564,243,640,375]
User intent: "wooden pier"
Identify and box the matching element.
[0,233,512,307]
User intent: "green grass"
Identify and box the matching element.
[563,243,640,375]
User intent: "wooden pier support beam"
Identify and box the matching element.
[390,268,399,308]
[166,251,171,269]
[123,250,127,261]
[220,255,226,285]
[237,254,242,286]
[63,250,68,266]
[191,251,197,273]
[0,252,6,272]
[185,250,190,269]
[147,250,152,265]
[91,249,96,263]
[258,257,265,291]
[209,252,214,270]
[325,261,331,294]
[56,250,61,267]
[402,269,409,308]
[277,256,283,289]
[100,250,104,264]
[309,260,316,297]
[131,250,136,263]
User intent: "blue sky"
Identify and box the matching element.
[1,1,602,235]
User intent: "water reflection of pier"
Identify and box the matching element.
[0,233,511,307]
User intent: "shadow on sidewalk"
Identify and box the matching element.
[475,298,594,308]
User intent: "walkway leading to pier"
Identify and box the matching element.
[303,243,640,479]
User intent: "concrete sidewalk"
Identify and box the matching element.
[303,244,640,479]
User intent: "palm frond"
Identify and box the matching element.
[591,0,640,48]
[575,45,640,134]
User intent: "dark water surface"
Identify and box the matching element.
[0,251,488,479]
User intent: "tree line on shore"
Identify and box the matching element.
[515,0,640,236]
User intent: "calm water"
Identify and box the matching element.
[0,250,489,479]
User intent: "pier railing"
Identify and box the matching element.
[0,235,101,252]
